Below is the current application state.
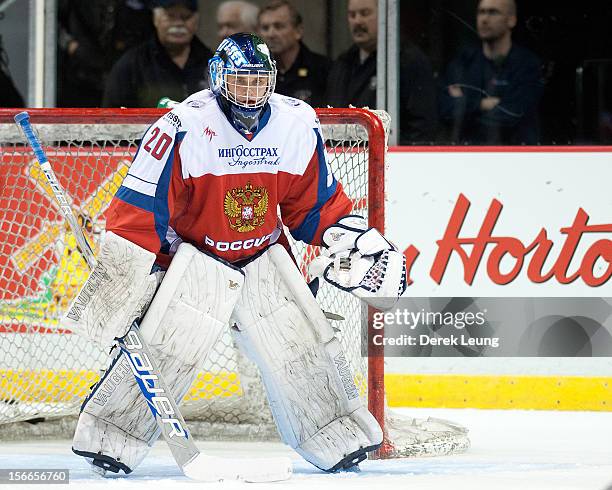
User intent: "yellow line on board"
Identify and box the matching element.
[3,370,612,411]
[0,370,242,403]
[385,374,612,411]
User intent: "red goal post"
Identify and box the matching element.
[0,106,387,441]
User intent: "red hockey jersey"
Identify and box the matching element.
[105,90,352,266]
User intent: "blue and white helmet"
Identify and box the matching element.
[209,33,277,133]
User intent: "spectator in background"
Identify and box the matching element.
[216,1,259,40]
[57,0,154,107]
[438,0,544,144]
[326,0,437,143]
[258,0,330,107]
[0,35,24,107]
[103,0,212,108]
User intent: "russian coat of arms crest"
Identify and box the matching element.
[223,182,269,232]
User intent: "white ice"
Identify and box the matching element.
[1,407,612,490]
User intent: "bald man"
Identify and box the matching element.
[216,1,259,40]
[439,0,544,144]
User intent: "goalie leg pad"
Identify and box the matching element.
[231,244,382,471]
[73,243,245,474]
[63,231,159,347]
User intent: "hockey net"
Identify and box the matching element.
[0,107,468,458]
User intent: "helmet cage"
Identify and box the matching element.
[219,67,276,109]
[208,34,277,132]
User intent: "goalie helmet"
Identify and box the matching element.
[208,33,277,135]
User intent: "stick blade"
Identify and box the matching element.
[182,454,292,482]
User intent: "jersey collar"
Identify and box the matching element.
[216,98,273,142]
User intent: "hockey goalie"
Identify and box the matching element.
[63,33,407,476]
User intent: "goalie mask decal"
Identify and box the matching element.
[224,181,269,232]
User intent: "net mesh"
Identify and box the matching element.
[0,114,376,438]
[0,109,470,456]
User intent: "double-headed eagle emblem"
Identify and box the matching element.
[224,182,269,232]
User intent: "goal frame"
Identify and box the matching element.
[0,107,390,457]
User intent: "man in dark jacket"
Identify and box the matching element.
[0,36,24,107]
[438,0,544,144]
[0,70,24,107]
[325,0,437,143]
[258,0,330,108]
[102,0,212,108]
[58,0,154,107]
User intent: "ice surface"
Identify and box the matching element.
[1,407,611,490]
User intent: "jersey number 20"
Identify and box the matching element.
[143,127,172,160]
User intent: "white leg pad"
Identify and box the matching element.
[73,244,244,474]
[138,243,244,365]
[63,231,159,347]
[231,244,382,471]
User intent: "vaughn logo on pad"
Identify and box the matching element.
[66,264,111,322]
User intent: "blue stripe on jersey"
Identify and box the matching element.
[291,127,337,243]
[114,130,185,253]
[252,105,272,137]
[155,131,186,253]
[115,186,156,211]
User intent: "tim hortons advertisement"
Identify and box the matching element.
[380,149,611,357]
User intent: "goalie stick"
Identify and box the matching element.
[13,111,292,483]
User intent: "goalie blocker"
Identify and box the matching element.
[67,233,382,474]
